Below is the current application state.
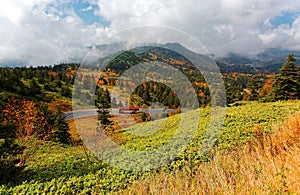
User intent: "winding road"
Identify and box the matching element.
[64,108,176,121]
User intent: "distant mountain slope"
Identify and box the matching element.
[91,43,300,74]
[2,42,300,74]
[257,48,300,61]
[216,47,300,74]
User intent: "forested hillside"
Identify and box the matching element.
[1,48,300,194]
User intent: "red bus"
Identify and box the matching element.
[119,106,139,114]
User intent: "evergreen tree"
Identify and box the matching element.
[28,79,43,99]
[61,85,72,98]
[247,76,262,101]
[111,97,118,108]
[142,89,151,103]
[34,104,54,140]
[83,76,92,90]
[52,110,71,145]
[118,100,123,107]
[0,108,25,184]
[95,87,111,128]
[269,54,299,100]
[297,65,300,99]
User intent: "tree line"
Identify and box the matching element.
[0,64,77,184]
[1,52,299,185]
[0,63,77,102]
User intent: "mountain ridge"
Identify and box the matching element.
[2,43,300,74]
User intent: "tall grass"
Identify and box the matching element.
[122,114,300,194]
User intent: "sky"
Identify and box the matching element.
[1,0,300,66]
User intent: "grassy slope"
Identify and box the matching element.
[1,101,300,194]
[123,113,300,194]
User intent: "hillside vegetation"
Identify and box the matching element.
[123,112,300,194]
[1,49,300,194]
[1,101,300,194]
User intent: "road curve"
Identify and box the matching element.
[64,108,177,121]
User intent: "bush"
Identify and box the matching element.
[0,113,25,184]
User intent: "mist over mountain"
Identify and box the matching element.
[256,48,300,61]
[2,42,300,74]
[215,47,300,74]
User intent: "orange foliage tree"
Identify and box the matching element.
[3,98,37,142]
[261,78,273,96]
[4,97,70,143]
[34,104,56,141]
[3,98,38,166]
[3,98,70,165]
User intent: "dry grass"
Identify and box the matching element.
[68,119,82,144]
[67,114,144,145]
[121,114,300,194]
[47,99,72,112]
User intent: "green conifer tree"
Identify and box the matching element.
[52,110,71,145]
[0,109,25,184]
[269,54,299,101]
[95,87,111,128]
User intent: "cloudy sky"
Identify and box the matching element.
[1,0,300,66]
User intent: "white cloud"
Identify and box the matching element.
[94,0,300,56]
[1,0,300,66]
[0,0,108,66]
[0,1,22,24]
[82,5,93,12]
[259,15,300,50]
[62,0,300,57]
